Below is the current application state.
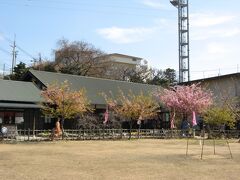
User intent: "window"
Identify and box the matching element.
[44,116,52,123]
[15,113,24,124]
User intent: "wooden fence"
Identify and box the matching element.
[0,129,239,142]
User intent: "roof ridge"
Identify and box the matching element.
[29,69,159,87]
[183,72,240,83]
[107,53,142,59]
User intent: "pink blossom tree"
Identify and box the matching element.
[155,84,213,128]
[41,81,92,138]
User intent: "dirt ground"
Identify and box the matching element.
[0,139,239,180]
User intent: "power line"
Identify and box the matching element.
[1,33,37,61]
[0,1,164,18]
[3,0,164,12]
[15,45,37,60]
[0,47,11,55]
[29,0,163,12]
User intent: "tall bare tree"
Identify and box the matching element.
[54,39,110,77]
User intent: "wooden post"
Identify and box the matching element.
[213,138,216,155]
[138,123,141,139]
[103,125,105,139]
[61,118,64,140]
[226,139,233,159]
[224,132,233,159]
[78,129,80,140]
[89,129,91,140]
[24,129,26,141]
[99,129,101,140]
[33,110,36,138]
[83,129,85,140]
[186,136,189,156]
[120,128,123,139]
[28,128,30,141]
[200,130,205,160]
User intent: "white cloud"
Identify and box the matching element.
[192,28,240,41]
[206,42,229,54]
[190,12,240,41]
[141,0,166,9]
[97,26,156,44]
[153,18,170,26]
[191,13,235,27]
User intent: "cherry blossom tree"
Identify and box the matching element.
[103,90,159,139]
[155,84,213,128]
[41,81,92,137]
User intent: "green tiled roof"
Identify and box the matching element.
[0,102,41,108]
[0,80,42,103]
[28,70,160,105]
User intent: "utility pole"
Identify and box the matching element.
[38,53,42,70]
[11,34,17,74]
[3,64,5,78]
[38,53,42,63]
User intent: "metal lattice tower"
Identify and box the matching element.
[170,0,190,82]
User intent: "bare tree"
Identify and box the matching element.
[105,60,152,83]
[31,60,57,72]
[54,39,111,77]
[75,113,101,129]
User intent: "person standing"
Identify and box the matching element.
[55,118,62,137]
[50,118,62,140]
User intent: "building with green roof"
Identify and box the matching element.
[24,69,159,106]
[0,80,43,130]
[0,70,170,130]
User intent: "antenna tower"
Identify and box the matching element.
[170,0,190,82]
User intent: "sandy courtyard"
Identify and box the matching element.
[0,139,239,180]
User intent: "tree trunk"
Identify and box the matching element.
[138,123,141,139]
[103,124,105,139]
[61,118,65,140]
[129,120,132,140]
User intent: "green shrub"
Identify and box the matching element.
[204,107,236,128]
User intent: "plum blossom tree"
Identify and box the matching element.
[155,84,213,128]
[41,81,91,137]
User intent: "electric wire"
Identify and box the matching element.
[0,1,167,17]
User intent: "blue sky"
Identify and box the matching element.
[0,0,240,80]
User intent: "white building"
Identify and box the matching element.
[104,53,142,68]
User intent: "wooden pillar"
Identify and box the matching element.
[33,109,36,137]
